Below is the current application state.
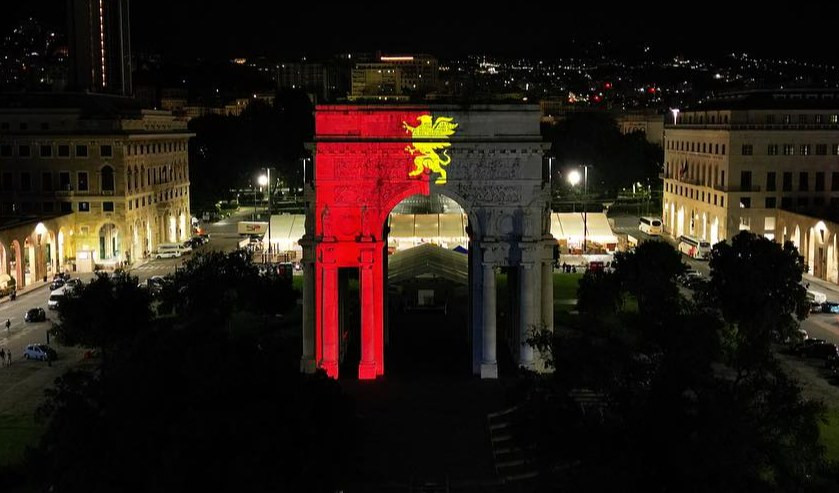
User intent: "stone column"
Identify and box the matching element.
[300,261,317,373]
[519,263,535,369]
[541,260,554,332]
[358,263,377,379]
[321,266,339,378]
[480,263,498,379]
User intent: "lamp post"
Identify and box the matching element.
[258,171,271,262]
[567,166,589,253]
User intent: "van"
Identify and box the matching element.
[48,286,69,310]
[156,243,184,259]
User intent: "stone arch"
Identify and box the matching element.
[827,233,838,284]
[96,222,120,261]
[304,106,550,381]
[141,165,146,188]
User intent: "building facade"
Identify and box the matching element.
[0,94,192,277]
[67,0,132,95]
[662,90,839,244]
[617,110,665,146]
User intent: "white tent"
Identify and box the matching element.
[551,212,618,251]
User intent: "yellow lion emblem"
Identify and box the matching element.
[403,115,458,184]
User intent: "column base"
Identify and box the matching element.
[358,362,378,380]
[300,357,317,374]
[321,360,338,379]
[480,362,498,379]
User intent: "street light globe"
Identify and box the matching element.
[258,174,269,186]
[567,170,582,186]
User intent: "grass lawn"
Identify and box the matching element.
[553,273,582,301]
[0,413,42,466]
[821,408,839,463]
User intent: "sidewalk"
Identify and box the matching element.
[0,279,49,307]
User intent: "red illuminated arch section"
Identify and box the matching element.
[314,106,458,379]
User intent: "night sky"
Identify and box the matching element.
[7,1,839,62]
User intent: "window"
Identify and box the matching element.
[101,165,115,192]
[103,201,114,212]
[799,114,808,124]
[783,172,792,191]
[42,202,54,213]
[740,197,751,208]
[833,172,839,191]
[766,115,776,124]
[768,144,778,155]
[78,172,88,191]
[18,145,30,157]
[42,172,52,191]
[741,144,753,155]
[57,144,70,157]
[816,115,824,124]
[2,172,12,191]
[40,145,52,158]
[797,197,809,207]
[0,144,11,157]
[799,172,809,191]
[784,114,792,124]
[56,174,71,194]
[816,172,825,192]
[783,144,795,155]
[715,144,719,154]
[75,144,88,157]
[721,144,726,155]
[721,197,725,207]
[60,202,72,213]
[833,144,839,155]
[20,172,31,191]
[767,172,776,191]
[781,197,793,209]
[765,197,777,208]
[817,144,828,155]
[740,171,752,190]
[100,145,113,158]
[801,144,811,156]
[78,201,90,212]
[831,115,839,124]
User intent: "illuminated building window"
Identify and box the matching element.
[78,172,89,191]
[800,144,810,156]
[767,144,778,155]
[78,201,90,212]
[783,144,794,156]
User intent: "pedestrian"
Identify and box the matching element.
[0,348,5,364]
[4,319,9,333]
[6,350,11,367]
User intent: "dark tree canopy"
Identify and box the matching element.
[52,271,152,351]
[612,240,685,319]
[708,231,809,368]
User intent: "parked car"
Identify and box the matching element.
[23,344,57,361]
[800,341,839,360]
[65,278,83,289]
[49,278,65,291]
[180,241,193,254]
[24,307,46,322]
[822,302,839,314]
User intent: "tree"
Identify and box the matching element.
[708,231,809,370]
[612,240,685,320]
[52,271,152,353]
[576,269,623,320]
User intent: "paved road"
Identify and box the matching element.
[0,208,249,365]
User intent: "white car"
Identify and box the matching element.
[156,244,184,259]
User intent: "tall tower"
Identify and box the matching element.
[67,0,132,96]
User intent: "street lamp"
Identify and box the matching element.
[567,166,589,254]
[258,172,271,262]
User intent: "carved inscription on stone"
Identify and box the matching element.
[449,156,521,181]
[455,183,521,205]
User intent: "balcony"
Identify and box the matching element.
[713,184,762,192]
[56,185,74,197]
